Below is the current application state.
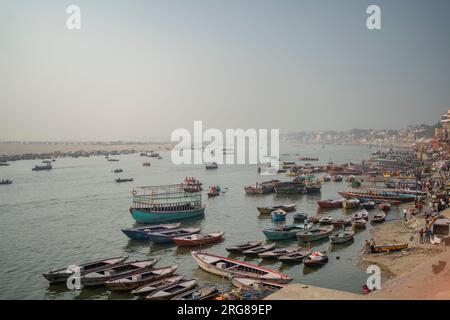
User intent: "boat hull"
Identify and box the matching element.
[130,207,205,224]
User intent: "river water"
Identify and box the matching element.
[0,144,403,299]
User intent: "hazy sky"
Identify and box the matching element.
[1,0,450,141]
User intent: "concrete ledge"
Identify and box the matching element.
[265,284,368,300]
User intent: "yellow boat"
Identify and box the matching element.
[371,243,408,253]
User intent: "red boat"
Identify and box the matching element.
[173,232,224,247]
[318,199,344,209]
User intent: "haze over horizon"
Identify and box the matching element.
[1,0,450,141]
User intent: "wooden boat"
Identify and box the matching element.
[81,258,159,286]
[332,175,344,182]
[231,277,286,292]
[205,162,218,169]
[258,246,300,259]
[370,243,408,253]
[0,179,13,185]
[257,204,296,215]
[318,199,343,209]
[262,224,311,240]
[278,249,313,263]
[105,265,178,291]
[171,285,219,300]
[191,251,292,283]
[293,213,307,222]
[42,256,128,284]
[274,182,304,194]
[242,243,276,256]
[121,223,181,240]
[331,217,352,227]
[146,227,202,244]
[304,251,329,267]
[329,229,355,244]
[305,181,322,193]
[146,279,198,300]
[142,162,151,167]
[343,199,360,209]
[113,169,123,173]
[371,211,386,223]
[115,178,134,183]
[107,158,119,162]
[351,209,369,220]
[319,216,333,225]
[360,201,376,210]
[207,189,220,197]
[271,209,286,221]
[378,203,392,211]
[173,232,224,247]
[353,219,367,229]
[339,189,417,203]
[226,241,262,253]
[0,162,10,166]
[306,216,320,224]
[131,275,184,296]
[244,180,280,195]
[130,185,205,223]
[296,225,334,242]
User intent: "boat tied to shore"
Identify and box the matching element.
[257,204,296,215]
[296,225,334,242]
[129,184,205,223]
[32,164,52,171]
[121,223,181,240]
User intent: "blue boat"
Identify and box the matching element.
[263,224,312,241]
[146,227,201,244]
[130,185,205,224]
[271,209,286,222]
[121,223,181,240]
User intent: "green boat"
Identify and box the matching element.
[263,224,312,240]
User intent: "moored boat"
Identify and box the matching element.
[131,275,184,296]
[171,285,219,300]
[371,211,386,223]
[306,215,320,224]
[146,227,202,244]
[81,258,159,287]
[231,277,286,292]
[304,251,329,267]
[191,251,292,283]
[226,241,263,253]
[331,217,352,227]
[115,178,134,183]
[242,243,276,256]
[360,201,376,210]
[278,249,313,263]
[173,232,224,247]
[318,199,344,209]
[319,216,333,225]
[262,224,311,241]
[105,265,178,291]
[378,203,392,211]
[296,225,334,242]
[343,199,360,209]
[339,188,417,203]
[353,219,367,229]
[258,246,300,259]
[0,179,13,185]
[329,229,355,244]
[271,209,286,221]
[146,279,198,300]
[257,204,296,215]
[274,182,304,194]
[121,223,181,240]
[43,256,128,284]
[351,209,369,220]
[293,213,307,222]
[32,164,52,171]
[370,243,408,253]
[205,162,218,169]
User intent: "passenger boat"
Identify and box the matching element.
[304,252,329,267]
[339,188,417,203]
[353,219,367,229]
[146,279,198,300]
[343,199,360,209]
[371,212,386,223]
[173,232,224,247]
[262,224,310,240]
[43,256,128,284]
[296,225,334,242]
[274,182,304,194]
[293,213,307,222]
[146,227,202,244]
[278,249,313,263]
[130,185,205,223]
[121,223,181,240]
[257,204,296,215]
[351,209,369,220]
[131,275,184,296]
[360,201,376,210]
[0,179,13,185]
[318,199,344,209]
[190,252,292,283]
[32,164,52,171]
[81,258,159,286]
[319,216,333,225]
[231,277,286,292]
[271,209,286,221]
[370,243,408,253]
[205,162,218,169]
[258,246,300,259]
[378,203,392,211]
[171,285,219,300]
[329,229,355,244]
[115,178,134,183]
[226,241,262,253]
[105,265,178,291]
[242,243,276,256]
[331,217,352,227]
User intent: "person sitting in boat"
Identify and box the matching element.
[369,239,376,253]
